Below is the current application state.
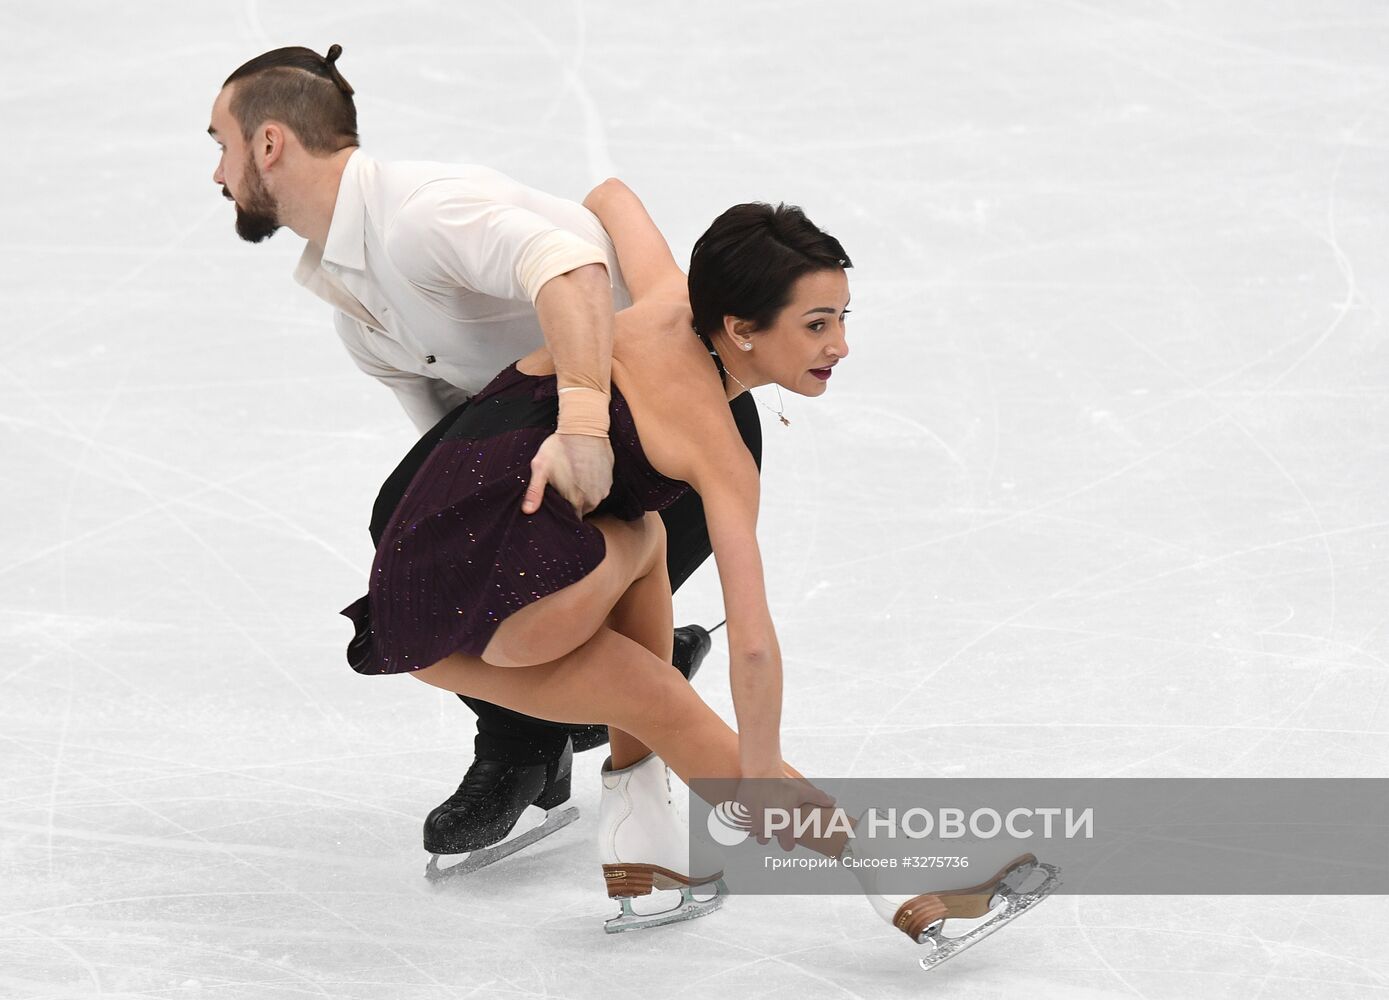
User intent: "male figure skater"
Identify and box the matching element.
[208,45,760,871]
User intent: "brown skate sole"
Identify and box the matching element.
[602,863,726,898]
[892,853,1037,939]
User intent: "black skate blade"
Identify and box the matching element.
[424,805,580,883]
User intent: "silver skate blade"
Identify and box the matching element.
[603,879,727,934]
[424,806,580,883]
[918,863,1061,972]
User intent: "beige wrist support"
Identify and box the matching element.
[556,386,610,437]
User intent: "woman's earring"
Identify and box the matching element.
[740,343,752,351]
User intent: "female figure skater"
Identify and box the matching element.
[344,182,1054,963]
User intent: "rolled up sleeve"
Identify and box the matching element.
[515,229,609,302]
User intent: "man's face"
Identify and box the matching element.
[208,86,281,243]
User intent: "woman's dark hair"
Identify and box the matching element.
[223,44,359,154]
[688,203,851,355]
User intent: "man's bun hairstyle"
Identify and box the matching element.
[223,44,359,154]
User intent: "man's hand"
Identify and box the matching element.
[522,432,614,517]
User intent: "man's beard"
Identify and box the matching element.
[224,157,281,243]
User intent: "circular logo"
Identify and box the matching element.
[707,799,753,847]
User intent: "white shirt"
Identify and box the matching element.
[295,150,630,432]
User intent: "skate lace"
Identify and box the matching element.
[442,761,511,808]
[441,780,491,809]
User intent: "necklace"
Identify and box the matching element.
[723,365,789,427]
[702,332,790,427]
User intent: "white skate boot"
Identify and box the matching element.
[597,752,727,933]
[845,831,1060,970]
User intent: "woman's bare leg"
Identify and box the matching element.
[428,512,841,852]
[420,626,726,779]
[415,626,843,857]
[480,511,674,769]
[479,512,661,669]
[602,518,673,769]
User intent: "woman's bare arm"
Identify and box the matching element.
[688,447,785,777]
[583,179,687,304]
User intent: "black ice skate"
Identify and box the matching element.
[423,738,579,882]
[672,622,712,683]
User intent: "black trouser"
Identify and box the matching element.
[369,392,762,765]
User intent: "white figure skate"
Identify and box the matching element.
[597,752,727,933]
[846,834,1060,970]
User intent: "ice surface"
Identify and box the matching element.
[2,1,1387,997]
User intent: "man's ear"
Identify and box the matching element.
[260,123,286,168]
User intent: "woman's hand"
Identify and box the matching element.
[734,769,836,852]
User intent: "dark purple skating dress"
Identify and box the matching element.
[342,362,690,674]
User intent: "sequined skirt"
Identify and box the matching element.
[342,364,613,674]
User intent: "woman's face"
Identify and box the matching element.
[752,268,851,397]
